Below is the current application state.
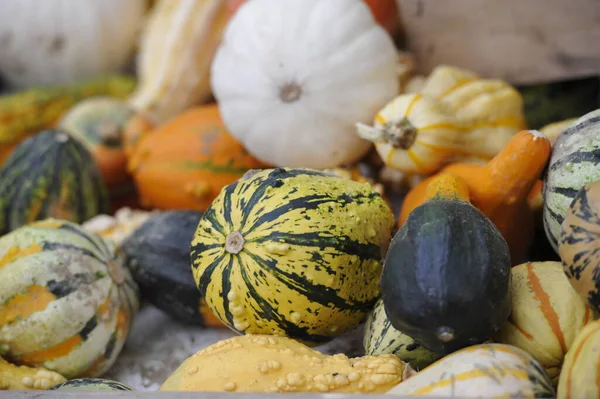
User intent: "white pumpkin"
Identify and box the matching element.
[386,344,555,398]
[0,0,147,90]
[210,0,399,169]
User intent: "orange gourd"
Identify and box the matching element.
[398,130,552,264]
[128,104,269,211]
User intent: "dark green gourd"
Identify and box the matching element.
[381,183,512,355]
[122,210,221,326]
[0,129,109,234]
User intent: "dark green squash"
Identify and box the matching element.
[381,176,512,355]
[122,210,222,327]
[0,129,109,235]
[50,378,135,391]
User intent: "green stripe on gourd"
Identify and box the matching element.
[364,299,441,371]
[0,219,139,378]
[0,129,109,235]
[50,378,135,391]
[191,168,394,346]
[543,110,600,252]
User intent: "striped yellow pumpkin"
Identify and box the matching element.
[493,261,596,385]
[356,93,465,175]
[191,168,394,345]
[0,219,140,378]
[386,344,554,397]
[356,65,526,176]
[557,319,600,398]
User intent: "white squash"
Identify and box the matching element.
[0,0,148,90]
[386,344,555,398]
[211,0,399,169]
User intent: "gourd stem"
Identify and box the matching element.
[225,231,245,254]
[356,118,417,149]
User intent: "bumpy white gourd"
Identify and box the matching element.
[211,0,399,169]
[0,0,147,89]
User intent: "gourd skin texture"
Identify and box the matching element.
[364,299,441,371]
[211,0,399,168]
[543,108,600,252]
[386,344,555,398]
[0,356,66,390]
[160,334,413,393]
[557,319,600,398]
[49,378,135,391]
[0,219,140,378]
[0,129,110,235]
[122,211,221,326]
[0,0,147,89]
[381,199,512,354]
[493,261,596,385]
[191,168,394,345]
[559,180,600,314]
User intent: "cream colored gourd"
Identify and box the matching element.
[160,334,415,393]
[211,0,399,168]
[493,261,596,385]
[386,344,554,398]
[357,65,526,175]
[557,319,600,398]
[0,0,147,89]
[129,0,230,124]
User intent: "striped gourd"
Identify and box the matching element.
[557,319,600,398]
[191,168,394,345]
[50,378,135,391]
[0,219,140,378]
[493,261,596,385]
[559,180,600,314]
[386,344,555,398]
[364,299,441,371]
[356,65,526,175]
[543,108,600,251]
[0,129,110,235]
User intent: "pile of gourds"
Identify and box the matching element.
[0,0,599,397]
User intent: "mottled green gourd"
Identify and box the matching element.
[364,299,441,371]
[543,109,600,251]
[191,168,394,346]
[0,129,110,235]
[50,378,135,391]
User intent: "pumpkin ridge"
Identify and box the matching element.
[404,93,423,117]
[220,256,236,328]
[195,252,226,295]
[525,263,568,353]
[0,285,56,325]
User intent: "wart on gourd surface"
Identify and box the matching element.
[191,168,394,345]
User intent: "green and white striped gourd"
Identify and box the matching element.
[364,299,441,371]
[191,168,394,346]
[0,129,109,235]
[543,109,600,251]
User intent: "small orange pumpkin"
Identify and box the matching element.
[399,130,552,264]
[128,104,269,211]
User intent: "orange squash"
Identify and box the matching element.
[398,130,552,264]
[228,0,401,35]
[128,104,269,211]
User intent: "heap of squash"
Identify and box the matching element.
[0,0,600,397]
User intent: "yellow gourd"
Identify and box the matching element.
[160,334,415,393]
[493,261,596,385]
[357,65,526,176]
[557,319,600,398]
[0,356,66,390]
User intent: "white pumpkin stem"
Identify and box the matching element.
[356,123,386,142]
[356,118,417,149]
